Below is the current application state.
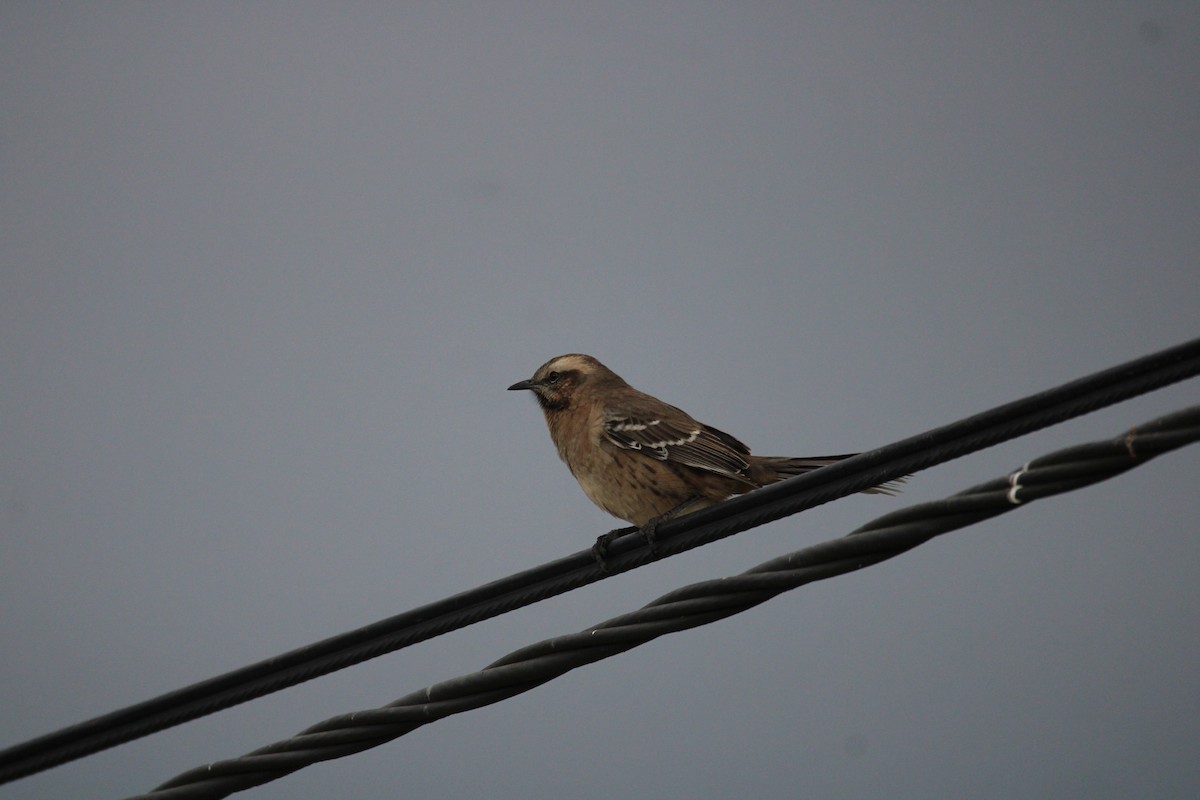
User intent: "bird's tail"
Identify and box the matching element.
[752,454,904,495]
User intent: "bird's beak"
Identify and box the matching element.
[507,379,535,391]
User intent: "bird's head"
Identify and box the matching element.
[508,353,618,412]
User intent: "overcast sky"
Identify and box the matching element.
[2,3,1198,799]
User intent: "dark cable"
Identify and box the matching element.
[130,405,1200,798]
[1,336,1199,784]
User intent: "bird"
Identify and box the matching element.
[508,353,899,563]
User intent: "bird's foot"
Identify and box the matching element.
[591,519,664,570]
[592,526,635,570]
[638,516,661,554]
[592,518,668,571]
[591,498,704,569]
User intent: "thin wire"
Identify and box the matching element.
[130,405,1200,798]
[2,336,1199,785]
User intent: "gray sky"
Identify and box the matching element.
[3,3,1198,798]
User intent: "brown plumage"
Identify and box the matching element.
[508,354,898,559]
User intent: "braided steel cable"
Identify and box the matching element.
[129,405,1200,799]
[2,336,1199,786]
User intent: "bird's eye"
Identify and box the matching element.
[545,371,561,384]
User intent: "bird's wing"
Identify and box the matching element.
[603,412,754,480]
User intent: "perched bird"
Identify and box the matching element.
[509,353,898,562]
